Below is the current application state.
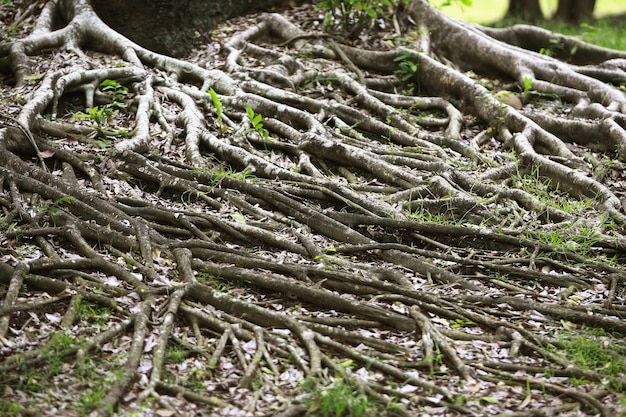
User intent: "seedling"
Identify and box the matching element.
[72,79,127,127]
[522,76,533,95]
[209,88,224,129]
[245,107,269,140]
[394,50,420,94]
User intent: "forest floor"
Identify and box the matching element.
[1,1,626,416]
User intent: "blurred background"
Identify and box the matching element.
[440,0,626,23]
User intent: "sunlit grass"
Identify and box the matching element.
[432,0,626,51]
[436,0,626,24]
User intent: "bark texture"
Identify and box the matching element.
[92,0,290,56]
[506,0,543,20]
[554,0,596,22]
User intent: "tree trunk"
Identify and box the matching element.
[554,0,596,22]
[91,0,289,56]
[506,0,543,20]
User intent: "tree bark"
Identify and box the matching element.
[554,0,596,22]
[91,0,289,56]
[506,0,543,21]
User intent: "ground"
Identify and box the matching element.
[1,0,626,416]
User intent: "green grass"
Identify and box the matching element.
[436,0,626,25]
[303,375,396,417]
[434,0,626,51]
[552,328,626,390]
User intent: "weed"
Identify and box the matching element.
[522,76,533,94]
[318,0,408,37]
[245,107,270,140]
[394,50,419,82]
[76,302,112,326]
[450,318,476,329]
[557,328,626,389]
[54,195,74,206]
[209,88,224,129]
[0,401,21,417]
[394,50,420,93]
[72,105,114,126]
[72,79,127,128]
[185,367,207,391]
[211,166,252,185]
[76,386,108,414]
[165,346,189,364]
[195,271,210,284]
[438,0,472,8]
[99,79,128,104]
[512,165,593,215]
[304,376,377,417]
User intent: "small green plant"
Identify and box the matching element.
[72,105,113,126]
[0,401,21,417]
[76,387,108,414]
[54,195,74,206]
[556,329,626,389]
[245,107,269,139]
[304,376,383,417]
[318,0,407,37]
[394,50,419,83]
[209,88,224,129]
[165,346,189,364]
[99,79,128,105]
[450,318,476,329]
[72,79,127,127]
[76,302,112,326]
[522,76,533,94]
[210,166,252,187]
[513,165,593,215]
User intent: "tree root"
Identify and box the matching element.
[1,0,626,415]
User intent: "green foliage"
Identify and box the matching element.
[554,328,626,390]
[54,195,74,206]
[165,346,189,364]
[213,167,251,183]
[76,301,112,326]
[99,79,128,104]
[245,107,269,139]
[72,105,114,126]
[437,0,472,7]
[529,224,600,256]
[394,50,419,82]
[393,50,420,94]
[0,400,21,417]
[522,76,533,94]
[76,387,108,414]
[513,165,594,215]
[0,0,14,5]
[22,73,45,81]
[72,79,127,127]
[303,376,394,417]
[318,0,408,37]
[209,88,224,128]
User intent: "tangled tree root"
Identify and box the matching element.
[1,0,626,415]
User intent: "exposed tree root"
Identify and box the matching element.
[1,0,626,415]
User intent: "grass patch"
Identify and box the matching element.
[435,0,626,51]
[552,328,626,390]
[437,0,626,25]
[512,166,595,216]
[303,375,401,417]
